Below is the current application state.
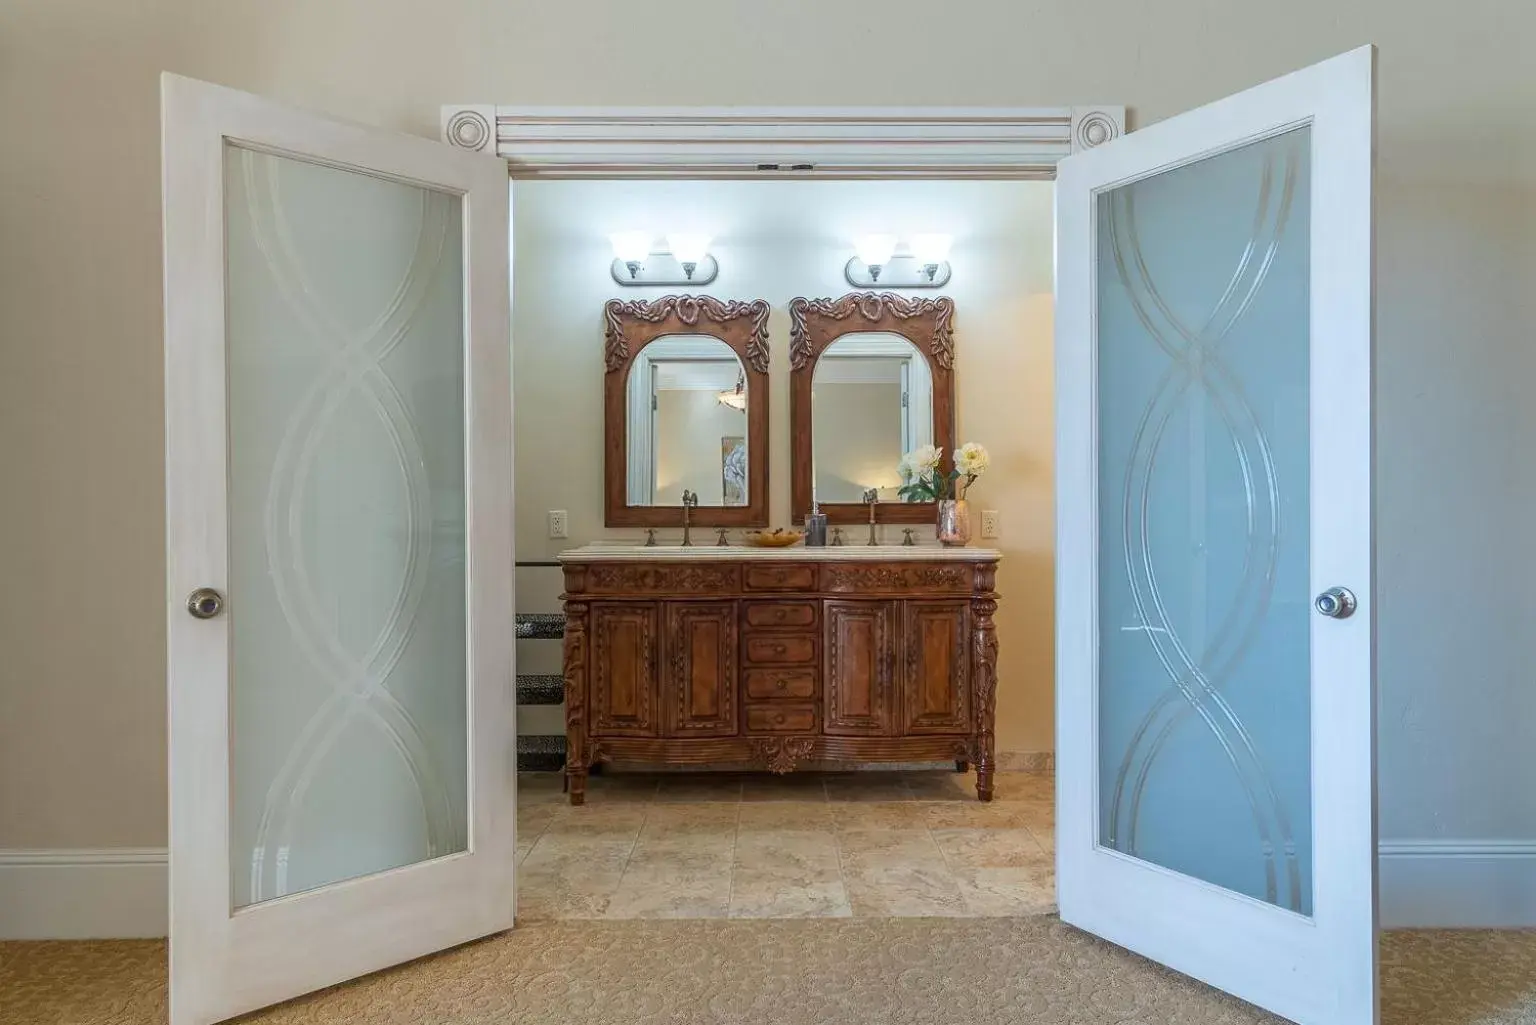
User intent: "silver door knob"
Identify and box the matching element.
[1314,587,1356,619]
[187,587,225,619]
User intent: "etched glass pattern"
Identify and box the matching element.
[224,146,469,909]
[1095,127,1313,914]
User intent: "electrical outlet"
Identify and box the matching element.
[980,509,1000,539]
[547,510,569,539]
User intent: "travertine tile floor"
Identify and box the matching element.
[515,769,1056,920]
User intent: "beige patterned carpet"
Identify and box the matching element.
[3,919,1535,1025]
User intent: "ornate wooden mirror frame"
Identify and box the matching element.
[788,292,956,525]
[604,294,771,527]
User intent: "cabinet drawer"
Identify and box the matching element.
[745,669,817,700]
[746,704,817,733]
[744,601,818,629]
[744,635,817,664]
[744,565,816,591]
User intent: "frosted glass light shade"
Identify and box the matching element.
[610,232,652,264]
[854,234,899,268]
[666,233,713,265]
[911,234,954,265]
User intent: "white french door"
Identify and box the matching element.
[1055,47,1376,1025]
[163,75,515,1025]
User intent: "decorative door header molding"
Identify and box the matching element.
[438,105,1125,179]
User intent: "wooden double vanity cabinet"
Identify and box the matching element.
[559,546,1002,805]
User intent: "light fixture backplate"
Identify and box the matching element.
[844,255,951,289]
[611,253,719,286]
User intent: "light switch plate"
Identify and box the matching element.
[980,509,1000,539]
[547,510,569,539]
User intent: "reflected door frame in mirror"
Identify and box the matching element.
[788,292,956,525]
[605,294,771,527]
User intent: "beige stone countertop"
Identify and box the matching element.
[558,543,1002,563]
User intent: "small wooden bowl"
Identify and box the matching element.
[741,529,805,548]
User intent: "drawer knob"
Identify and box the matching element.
[773,644,786,655]
[774,609,787,620]
[774,713,786,725]
[775,677,788,690]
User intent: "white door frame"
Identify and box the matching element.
[1053,47,1376,1025]
[437,104,1125,178]
[164,74,515,1025]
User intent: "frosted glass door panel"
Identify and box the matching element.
[224,145,468,909]
[1096,127,1312,914]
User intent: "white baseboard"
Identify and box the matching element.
[0,848,168,939]
[1378,840,1536,928]
[3,838,1531,939]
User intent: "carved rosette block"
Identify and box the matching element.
[441,106,496,153]
[753,737,817,774]
[970,597,999,801]
[563,601,590,805]
[1070,106,1126,153]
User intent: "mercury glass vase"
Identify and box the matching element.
[936,499,971,547]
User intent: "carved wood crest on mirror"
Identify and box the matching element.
[605,295,772,527]
[789,292,956,524]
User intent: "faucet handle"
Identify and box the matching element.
[645,528,658,547]
[715,528,730,546]
[831,527,845,546]
[902,528,916,546]
[862,487,878,504]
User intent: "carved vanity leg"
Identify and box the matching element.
[563,600,590,807]
[971,597,999,802]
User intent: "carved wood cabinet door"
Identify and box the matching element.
[900,601,971,734]
[823,600,897,736]
[590,602,660,737]
[663,601,738,737]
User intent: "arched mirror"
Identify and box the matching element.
[809,332,933,503]
[789,293,955,524]
[605,296,770,526]
[626,335,749,506]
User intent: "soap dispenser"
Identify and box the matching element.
[805,500,828,547]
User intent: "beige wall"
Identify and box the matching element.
[3,0,1534,849]
[510,179,1056,760]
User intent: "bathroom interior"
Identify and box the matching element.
[508,176,1059,918]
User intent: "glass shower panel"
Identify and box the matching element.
[224,145,468,909]
[1095,127,1313,915]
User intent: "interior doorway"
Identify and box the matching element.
[507,174,1057,920]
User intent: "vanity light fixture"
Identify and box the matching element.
[845,234,952,289]
[610,233,720,286]
[717,370,748,412]
[853,234,899,282]
[666,234,713,280]
[609,232,652,279]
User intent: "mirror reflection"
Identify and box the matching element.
[810,332,933,504]
[625,334,749,507]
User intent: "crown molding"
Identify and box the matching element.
[439,105,1126,179]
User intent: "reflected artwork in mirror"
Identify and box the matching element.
[810,333,933,503]
[789,293,956,524]
[604,295,771,527]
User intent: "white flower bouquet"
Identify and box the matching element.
[896,442,990,502]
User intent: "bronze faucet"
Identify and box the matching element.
[680,489,699,546]
[863,488,879,546]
